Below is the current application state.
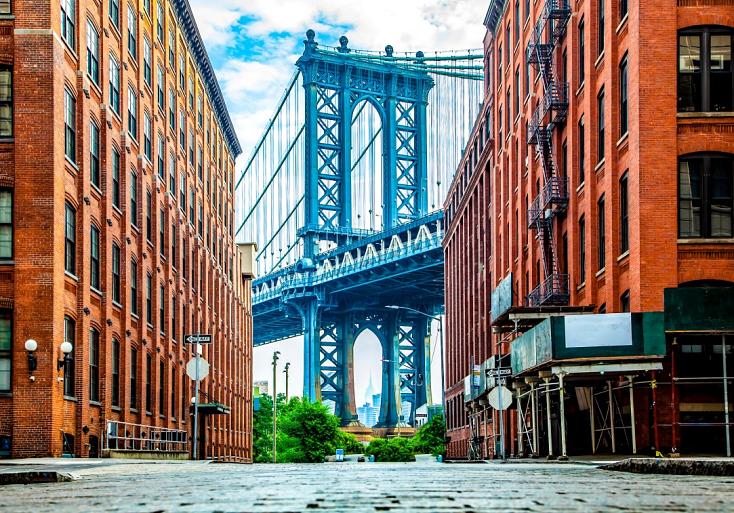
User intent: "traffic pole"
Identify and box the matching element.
[498,377,505,460]
[193,341,200,460]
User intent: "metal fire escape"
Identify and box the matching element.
[526,0,571,306]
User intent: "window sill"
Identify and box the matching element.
[576,181,585,194]
[90,287,103,298]
[130,408,139,413]
[576,281,586,292]
[594,51,605,69]
[678,238,734,244]
[616,14,629,35]
[617,250,630,262]
[0,14,15,20]
[0,259,14,265]
[112,300,123,309]
[0,391,12,398]
[594,159,605,173]
[616,132,629,149]
[112,205,124,218]
[65,156,79,172]
[65,271,78,282]
[90,400,102,407]
[595,267,606,278]
[111,406,121,412]
[145,410,152,416]
[0,137,14,143]
[576,81,585,97]
[677,112,734,119]
[63,395,77,402]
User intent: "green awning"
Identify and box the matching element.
[191,402,231,415]
[664,287,734,333]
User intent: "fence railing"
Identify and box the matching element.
[104,420,188,453]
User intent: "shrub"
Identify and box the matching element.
[365,436,415,462]
[411,414,446,457]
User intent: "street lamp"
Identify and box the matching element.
[385,305,445,417]
[283,362,290,402]
[24,339,38,377]
[57,340,73,372]
[271,351,281,464]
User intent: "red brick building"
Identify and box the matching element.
[0,0,254,460]
[444,0,734,460]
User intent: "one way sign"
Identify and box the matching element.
[184,334,212,345]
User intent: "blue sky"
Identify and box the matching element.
[188,0,487,404]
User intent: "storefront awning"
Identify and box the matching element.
[191,402,231,415]
[665,287,734,333]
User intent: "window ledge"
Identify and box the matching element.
[576,281,586,292]
[595,267,606,278]
[0,260,14,265]
[90,287,103,297]
[90,400,102,407]
[111,405,121,412]
[112,300,123,309]
[594,51,605,69]
[130,408,139,413]
[576,181,586,194]
[63,395,77,402]
[65,271,78,282]
[575,81,585,97]
[0,14,15,20]
[678,238,734,244]
[677,112,734,119]
[617,250,630,262]
[616,132,629,149]
[0,137,14,143]
[0,392,12,398]
[65,156,79,172]
[616,14,629,35]
[594,159,605,173]
[112,205,123,218]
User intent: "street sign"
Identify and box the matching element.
[184,333,212,344]
[186,357,210,380]
[487,367,512,377]
[487,385,513,410]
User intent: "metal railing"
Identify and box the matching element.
[527,273,570,307]
[104,420,189,453]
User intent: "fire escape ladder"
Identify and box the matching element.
[525,0,571,307]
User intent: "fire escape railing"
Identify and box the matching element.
[525,0,571,307]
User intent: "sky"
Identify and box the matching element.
[188,0,487,405]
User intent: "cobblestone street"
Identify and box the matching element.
[1,460,733,512]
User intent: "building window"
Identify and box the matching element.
[171,294,177,340]
[157,135,165,179]
[579,216,586,284]
[197,145,203,180]
[130,170,138,227]
[64,88,76,162]
[178,53,185,89]
[90,225,100,290]
[619,55,628,136]
[61,0,75,48]
[679,153,734,238]
[159,360,165,415]
[620,172,629,253]
[514,1,520,44]
[597,87,605,163]
[578,19,585,85]
[620,0,627,20]
[0,1,10,14]
[88,121,100,188]
[64,202,75,274]
[620,290,631,312]
[112,147,121,209]
[157,64,164,109]
[109,0,120,29]
[598,195,606,270]
[169,155,175,193]
[112,243,121,303]
[159,284,165,333]
[0,311,10,392]
[131,259,138,316]
[86,21,99,85]
[0,190,10,259]
[144,112,152,161]
[159,208,165,256]
[197,95,203,126]
[145,353,152,412]
[128,86,137,139]
[0,66,10,137]
[179,173,186,208]
[130,347,138,410]
[156,1,163,41]
[63,316,74,397]
[679,27,733,113]
[109,56,120,114]
[171,224,177,268]
[168,29,175,68]
[146,190,152,241]
[578,116,585,183]
[598,0,605,56]
[111,339,120,407]
[168,88,175,130]
[146,273,153,324]
[143,37,152,88]
[179,110,185,150]
[89,328,100,402]
[127,6,137,58]
[189,130,195,165]
[170,365,176,418]
[188,76,194,110]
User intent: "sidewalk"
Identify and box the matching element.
[0,457,209,485]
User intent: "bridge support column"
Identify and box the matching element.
[301,298,321,402]
[377,312,401,427]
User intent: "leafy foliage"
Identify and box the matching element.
[334,430,364,454]
[277,398,340,463]
[365,437,416,462]
[411,414,446,456]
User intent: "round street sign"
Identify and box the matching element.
[186,357,210,380]
[487,385,513,410]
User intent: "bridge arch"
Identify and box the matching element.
[351,98,385,231]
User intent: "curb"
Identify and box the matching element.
[601,458,734,476]
[0,471,76,486]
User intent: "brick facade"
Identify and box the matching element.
[443,0,734,459]
[0,0,253,460]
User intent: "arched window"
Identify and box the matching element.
[678,26,734,112]
[679,153,733,238]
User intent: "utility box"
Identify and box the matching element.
[238,243,258,279]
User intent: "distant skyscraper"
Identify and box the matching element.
[357,375,380,427]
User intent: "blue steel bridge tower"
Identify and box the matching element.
[238,31,483,427]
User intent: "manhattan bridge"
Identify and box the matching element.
[235,30,483,428]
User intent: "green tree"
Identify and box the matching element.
[277,398,340,463]
[411,414,446,456]
[334,430,363,454]
[365,437,415,462]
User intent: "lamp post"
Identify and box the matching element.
[283,362,290,402]
[385,305,445,416]
[271,351,280,464]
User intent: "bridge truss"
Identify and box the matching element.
[235,31,483,427]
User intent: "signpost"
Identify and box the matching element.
[185,333,211,460]
[487,367,512,460]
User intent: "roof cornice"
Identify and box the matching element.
[172,0,242,157]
